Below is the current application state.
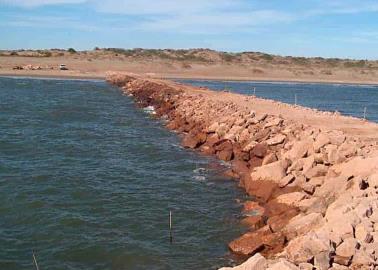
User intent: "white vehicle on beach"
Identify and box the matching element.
[59,64,68,70]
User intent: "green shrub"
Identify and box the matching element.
[260,53,274,61]
[67,48,77,53]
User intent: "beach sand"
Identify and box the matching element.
[1,55,378,85]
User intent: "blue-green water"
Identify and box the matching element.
[179,80,378,123]
[0,77,245,270]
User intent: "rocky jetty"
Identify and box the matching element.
[107,72,378,270]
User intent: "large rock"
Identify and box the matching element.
[304,164,328,179]
[244,180,277,202]
[229,228,284,256]
[267,208,299,233]
[314,133,331,152]
[335,237,359,258]
[243,140,258,152]
[266,134,286,146]
[278,174,295,188]
[284,213,324,240]
[264,118,283,128]
[275,192,306,207]
[207,122,220,133]
[266,260,299,270]
[286,231,331,264]
[251,143,268,158]
[182,132,206,149]
[328,130,346,146]
[286,139,314,161]
[262,153,278,166]
[333,156,378,179]
[218,253,267,270]
[368,173,378,188]
[250,161,287,183]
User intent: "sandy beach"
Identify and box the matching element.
[1,49,378,85]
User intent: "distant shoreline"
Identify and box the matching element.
[2,71,378,86]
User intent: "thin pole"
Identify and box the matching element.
[295,94,297,106]
[32,251,40,270]
[169,211,173,244]
[253,87,256,96]
[363,107,367,120]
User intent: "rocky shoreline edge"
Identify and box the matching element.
[107,72,378,270]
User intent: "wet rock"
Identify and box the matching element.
[217,149,234,161]
[245,180,277,202]
[233,144,251,161]
[267,208,299,233]
[215,140,234,161]
[182,132,207,149]
[229,228,284,257]
[242,215,265,230]
[249,156,263,170]
[251,143,268,158]
[231,160,250,179]
[205,133,221,147]
[243,201,266,216]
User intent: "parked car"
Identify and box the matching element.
[59,64,68,70]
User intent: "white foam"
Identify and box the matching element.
[143,105,156,115]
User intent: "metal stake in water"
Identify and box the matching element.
[32,251,40,270]
[363,107,367,120]
[253,87,256,96]
[169,211,173,244]
[295,94,297,106]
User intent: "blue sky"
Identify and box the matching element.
[0,0,378,59]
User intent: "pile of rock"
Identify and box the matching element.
[107,73,378,270]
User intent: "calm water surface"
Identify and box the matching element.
[0,77,245,270]
[179,79,378,123]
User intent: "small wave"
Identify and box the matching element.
[193,175,206,181]
[143,105,156,115]
[193,167,207,174]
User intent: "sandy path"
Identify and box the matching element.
[158,78,378,143]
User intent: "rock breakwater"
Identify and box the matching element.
[107,73,378,270]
